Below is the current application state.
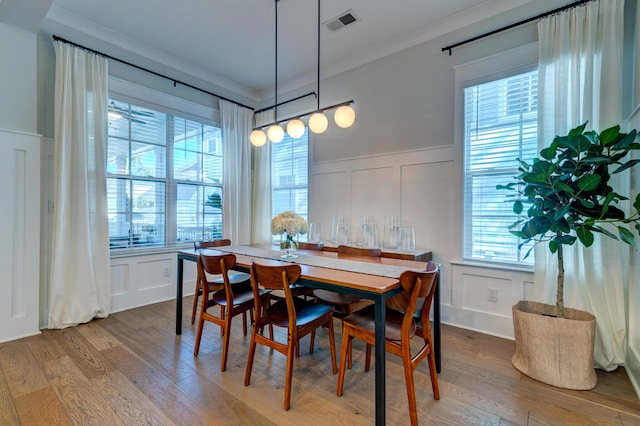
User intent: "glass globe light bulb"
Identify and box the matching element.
[267,124,285,143]
[334,105,356,128]
[287,119,305,139]
[309,112,328,134]
[250,129,267,147]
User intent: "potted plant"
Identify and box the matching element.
[498,122,640,389]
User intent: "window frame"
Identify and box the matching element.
[107,77,223,252]
[453,43,538,269]
[271,128,310,244]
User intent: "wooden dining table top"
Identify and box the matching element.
[183,244,430,295]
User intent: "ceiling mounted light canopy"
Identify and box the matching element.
[251,0,356,146]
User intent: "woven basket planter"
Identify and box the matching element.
[511,300,597,390]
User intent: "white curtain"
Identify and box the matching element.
[536,0,627,370]
[252,110,274,244]
[49,41,111,329]
[220,99,253,245]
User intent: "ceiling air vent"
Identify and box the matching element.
[324,10,359,32]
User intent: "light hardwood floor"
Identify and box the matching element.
[1,297,639,425]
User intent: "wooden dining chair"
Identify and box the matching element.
[297,241,324,251]
[336,267,440,426]
[245,261,337,410]
[193,252,270,372]
[313,245,380,367]
[312,244,380,316]
[191,239,251,324]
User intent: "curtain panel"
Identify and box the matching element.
[251,111,274,244]
[536,0,627,370]
[220,99,253,245]
[49,41,111,328]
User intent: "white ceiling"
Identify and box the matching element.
[1,0,533,101]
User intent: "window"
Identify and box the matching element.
[271,129,309,241]
[107,99,222,249]
[463,70,538,266]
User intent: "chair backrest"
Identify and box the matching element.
[337,245,381,257]
[250,262,301,291]
[194,239,232,250]
[297,241,324,251]
[250,262,302,322]
[386,265,439,329]
[197,253,237,297]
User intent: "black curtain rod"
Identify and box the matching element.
[52,35,255,111]
[441,0,596,55]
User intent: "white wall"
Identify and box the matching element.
[0,23,38,133]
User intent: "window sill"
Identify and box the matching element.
[451,259,534,274]
[110,243,192,259]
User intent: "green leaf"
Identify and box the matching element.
[540,146,556,160]
[591,225,618,240]
[618,226,636,248]
[599,125,622,146]
[634,193,640,211]
[522,173,548,185]
[554,234,577,245]
[513,200,523,214]
[569,122,588,137]
[611,129,636,149]
[576,226,594,247]
[549,240,559,253]
[612,159,640,174]
[577,174,601,192]
[496,183,517,190]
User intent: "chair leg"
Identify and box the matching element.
[402,352,418,426]
[244,328,257,386]
[242,311,248,336]
[364,343,372,372]
[327,316,337,374]
[427,346,440,400]
[336,329,352,396]
[284,337,296,411]
[191,285,200,324]
[221,317,233,372]
[193,315,205,356]
[220,306,226,335]
[309,330,316,354]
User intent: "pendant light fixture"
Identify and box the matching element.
[251,0,356,145]
[251,0,284,146]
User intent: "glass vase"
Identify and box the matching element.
[280,233,298,259]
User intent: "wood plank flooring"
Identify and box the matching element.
[1,297,639,425]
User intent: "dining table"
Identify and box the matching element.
[175,245,440,426]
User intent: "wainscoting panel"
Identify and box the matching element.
[109,252,188,313]
[0,129,41,343]
[450,263,534,338]
[351,167,397,222]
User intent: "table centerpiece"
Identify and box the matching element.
[271,211,308,259]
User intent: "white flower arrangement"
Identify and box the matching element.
[271,211,309,237]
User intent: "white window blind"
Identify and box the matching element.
[463,70,538,266]
[272,129,309,240]
[107,99,223,249]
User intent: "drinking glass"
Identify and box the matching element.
[356,215,375,247]
[331,214,350,244]
[361,224,379,248]
[308,222,323,243]
[399,226,416,252]
[383,215,401,249]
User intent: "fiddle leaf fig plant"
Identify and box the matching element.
[498,122,640,318]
